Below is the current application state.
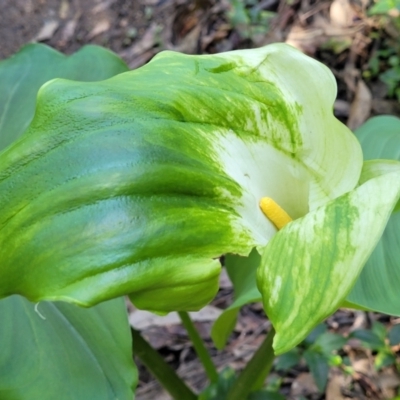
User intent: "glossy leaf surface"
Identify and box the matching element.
[0,296,136,400]
[0,44,361,313]
[347,116,400,315]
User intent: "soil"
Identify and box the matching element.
[1,1,400,399]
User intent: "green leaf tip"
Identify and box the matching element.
[258,163,400,354]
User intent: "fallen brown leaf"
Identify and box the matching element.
[330,0,357,28]
[34,20,60,41]
[347,79,372,131]
[291,372,319,397]
[326,370,351,400]
[88,19,111,39]
[378,369,400,399]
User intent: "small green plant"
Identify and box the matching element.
[351,321,400,371]
[1,44,400,399]
[275,321,400,394]
[364,46,400,101]
[276,324,348,392]
[227,0,276,41]
[364,0,400,100]
[369,0,400,16]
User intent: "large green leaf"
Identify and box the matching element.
[0,296,137,400]
[257,161,400,353]
[0,43,128,151]
[346,116,400,315]
[211,249,261,349]
[0,44,362,314]
[0,44,136,399]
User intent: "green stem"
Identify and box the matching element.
[131,328,197,400]
[226,327,276,400]
[178,311,219,383]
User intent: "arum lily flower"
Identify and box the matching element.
[0,44,399,353]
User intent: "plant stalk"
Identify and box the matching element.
[178,311,219,383]
[131,328,197,400]
[226,327,276,400]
